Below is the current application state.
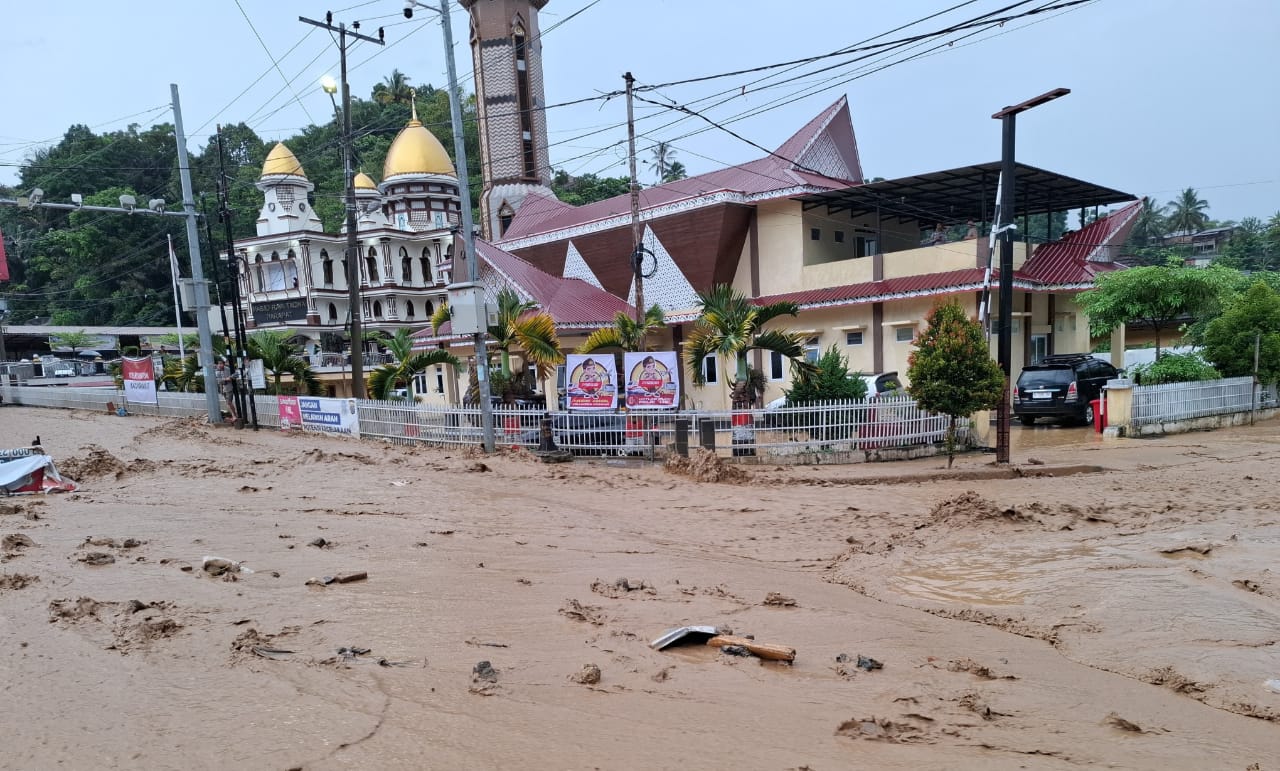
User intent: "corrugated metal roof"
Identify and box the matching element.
[754,268,989,310]
[1018,201,1141,285]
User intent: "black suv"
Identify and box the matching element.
[1013,354,1119,426]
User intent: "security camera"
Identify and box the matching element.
[28,188,44,206]
[404,1,414,18]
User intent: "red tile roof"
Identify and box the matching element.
[498,98,860,242]
[1018,201,1141,285]
[754,268,989,310]
[411,239,634,346]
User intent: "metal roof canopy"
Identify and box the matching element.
[798,162,1134,224]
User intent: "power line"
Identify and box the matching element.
[233,0,317,125]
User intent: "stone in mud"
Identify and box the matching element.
[80,552,116,566]
[472,660,498,683]
[570,663,602,684]
[2,534,36,550]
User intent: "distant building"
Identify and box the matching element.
[1161,226,1236,267]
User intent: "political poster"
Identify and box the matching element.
[121,357,157,405]
[277,396,360,436]
[623,351,680,409]
[564,354,617,410]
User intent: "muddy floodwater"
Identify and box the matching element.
[1,406,1278,769]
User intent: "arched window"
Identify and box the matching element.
[373,300,383,319]
[498,202,515,236]
[321,250,333,285]
[405,301,416,319]
[443,243,453,265]
[401,247,412,283]
[420,247,432,285]
[254,254,265,292]
[327,303,338,323]
[285,249,299,289]
[366,247,380,283]
[425,300,435,318]
[512,20,536,180]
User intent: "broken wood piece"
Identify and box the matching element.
[706,635,796,662]
[333,571,367,584]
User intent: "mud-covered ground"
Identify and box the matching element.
[1,406,1277,770]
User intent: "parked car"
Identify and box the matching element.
[1013,354,1119,426]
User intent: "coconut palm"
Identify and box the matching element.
[372,69,414,106]
[662,161,688,184]
[247,330,321,395]
[646,142,677,184]
[366,328,459,400]
[430,301,452,332]
[1167,187,1210,235]
[1130,196,1167,247]
[487,288,563,380]
[684,284,814,407]
[577,305,666,354]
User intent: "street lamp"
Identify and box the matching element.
[992,87,1070,464]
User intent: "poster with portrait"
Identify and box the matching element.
[564,354,617,410]
[121,357,157,405]
[623,351,680,409]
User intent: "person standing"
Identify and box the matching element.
[215,360,239,424]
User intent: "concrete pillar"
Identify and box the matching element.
[1104,378,1134,432]
[1109,325,1126,370]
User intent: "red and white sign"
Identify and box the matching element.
[121,357,157,405]
[564,354,617,410]
[623,351,680,410]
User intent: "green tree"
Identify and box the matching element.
[646,141,677,184]
[1128,196,1167,247]
[662,161,688,183]
[577,305,666,354]
[1167,187,1210,235]
[48,329,99,355]
[551,170,631,206]
[685,284,813,407]
[365,328,459,400]
[1077,260,1236,358]
[1203,281,1280,384]
[1129,351,1220,385]
[1217,217,1273,272]
[372,69,414,106]
[779,345,867,441]
[906,301,1004,468]
[247,330,320,395]
[487,288,563,382]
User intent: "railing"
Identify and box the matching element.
[2,383,957,463]
[1131,376,1274,425]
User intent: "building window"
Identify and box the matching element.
[405,301,415,319]
[702,355,718,385]
[436,365,446,394]
[420,248,431,284]
[895,326,915,343]
[810,228,821,241]
[834,230,845,243]
[804,336,820,364]
[513,26,536,179]
[366,248,380,283]
[498,203,515,237]
[443,244,453,264]
[327,303,338,323]
[373,300,383,319]
[845,330,864,346]
[425,300,435,318]
[402,254,413,284]
[769,351,784,381]
[321,250,333,286]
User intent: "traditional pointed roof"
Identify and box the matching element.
[497,98,861,243]
[1018,201,1142,286]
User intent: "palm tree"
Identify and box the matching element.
[684,284,814,407]
[646,142,677,184]
[662,161,688,184]
[366,328,459,401]
[247,330,320,395]
[577,305,666,354]
[487,288,563,380]
[1166,187,1210,235]
[372,69,414,107]
[1130,196,1167,247]
[430,301,452,333]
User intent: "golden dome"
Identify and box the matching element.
[354,172,378,190]
[383,102,456,180]
[261,142,307,179]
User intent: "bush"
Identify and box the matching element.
[779,346,867,440]
[1130,352,1220,385]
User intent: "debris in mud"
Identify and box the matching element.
[763,592,797,607]
[1159,542,1214,556]
[856,655,883,671]
[48,597,105,621]
[663,449,747,484]
[79,552,115,566]
[928,491,1033,524]
[591,577,653,597]
[835,716,929,744]
[466,638,509,648]
[251,647,295,661]
[1105,712,1147,732]
[944,658,1017,681]
[202,556,252,577]
[334,571,366,583]
[307,537,330,548]
[651,666,674,682]
[559,599,606,625]
[466,462,491,473]
[3,533,36,550]
[472,660,499,685]
[59,445,129,480]
[570,663,602,684]
[1145,665,1206,694]
[720,645,752,657]
[0,572,39,590]
[958,692,1008,720]
[707,634,796,662]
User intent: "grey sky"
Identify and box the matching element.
[1,0,1276,221]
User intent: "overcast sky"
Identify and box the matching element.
[2,0,1276,221]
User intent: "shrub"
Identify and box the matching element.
[779,346,867,440]
[1130,351,1220,385]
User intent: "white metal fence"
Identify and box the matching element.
[2,383,956,461]
[1131,376,1276,426]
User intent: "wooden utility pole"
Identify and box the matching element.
[624,72,645,327]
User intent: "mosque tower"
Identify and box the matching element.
[379,98,461,233]
[460,0,557,240]
[255,143,324,236]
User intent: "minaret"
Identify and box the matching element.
[460,0,557,240]
[255,142,324,236]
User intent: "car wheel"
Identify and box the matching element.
[1019,416,1036,426]
[1082,404,1095,426]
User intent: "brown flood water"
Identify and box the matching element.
[1,407,1278,770]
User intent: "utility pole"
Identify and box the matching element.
[216,126,258,429]
[991,87,1069,464]
[171,84,222,424]
[436,0,495,452]
[300,14,384,400]
[624,72,645,327]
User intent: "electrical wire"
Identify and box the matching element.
[233,0,317,125]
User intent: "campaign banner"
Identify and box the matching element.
[121,357,157,404]
[623,351,680,409]
[277,395,360,436]
[564,354,617,410]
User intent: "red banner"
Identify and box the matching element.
[121,357,157,404]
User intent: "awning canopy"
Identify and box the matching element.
[797,162,1134,225]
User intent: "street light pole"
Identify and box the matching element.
[992,88,1069,464]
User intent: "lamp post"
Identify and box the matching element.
[992,88,1069,464]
